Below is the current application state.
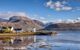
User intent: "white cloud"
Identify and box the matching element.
[45,0,72,11]
[39,17,45,20]
[33,14,46,20]
[7,12,27,16]
[66,19,74,23]
[0,12,27,19]
[53,18,80,23]
[54,1,63,8]
[62,6,72,10]
[46,0,53,7]
[53,19,64,23]
[42,21,49,23]
[77,17,80,20]
[32,14,47,23]
[55,7,61,11]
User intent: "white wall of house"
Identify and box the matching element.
[33,28,36,32]
[11,27,14,31]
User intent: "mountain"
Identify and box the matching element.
[44,23,59,30]
[9,16,31,22]
[8,16,42,31]
[0,16,43,32]
[1,16,80,31]
[44,22,54,27]
[0,18,8,22]
[44,23,80,31]
[33,20,45,27]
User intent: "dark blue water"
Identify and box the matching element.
[27,31,80,50]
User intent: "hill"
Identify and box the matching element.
[0,16,43,31]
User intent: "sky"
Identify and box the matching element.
[0,0,80,23]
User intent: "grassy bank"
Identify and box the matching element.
[0,31,57,37]
[0,32,35,37]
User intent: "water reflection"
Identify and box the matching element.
[1,36,34,50]
[27,31,80,50]
[1,31,80,50]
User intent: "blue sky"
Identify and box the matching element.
[0,0,80,23]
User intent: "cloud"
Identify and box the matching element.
[53,19,64,23]
[45,0,72,11]
[33,14,46,20]
[32,14,48,23]
[0,12,27,19]
[62,6,72,10]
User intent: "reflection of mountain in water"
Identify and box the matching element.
[28,31,80,50]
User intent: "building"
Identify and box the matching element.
[14,28,23,33]
[0,26,14,33]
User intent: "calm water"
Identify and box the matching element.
[27,31,80,50]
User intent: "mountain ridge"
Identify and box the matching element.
[0,16,44,31]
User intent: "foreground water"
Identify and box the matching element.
[26,31,80,50]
